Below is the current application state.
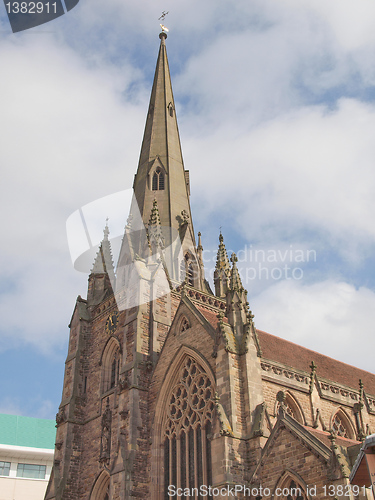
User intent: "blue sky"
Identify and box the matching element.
[1,0,375,419]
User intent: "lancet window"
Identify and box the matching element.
[284,479,306,500]
[276,474,307,500]
[110,354,120,389]
[152,168,165,191]
[101,339,121,393]
[164,356,215,499]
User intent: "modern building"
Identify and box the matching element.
[350,434,375,493]
[45,32,375,499]
[0,413,55,500]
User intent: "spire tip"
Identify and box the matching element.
[159,31,168,42]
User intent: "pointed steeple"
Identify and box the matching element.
[133,32,193,233]
[214,233,231,297]
[120,32,203,287]
[88,223,115,304]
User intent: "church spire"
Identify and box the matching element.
[122,32,203,287]
[136,32,184,177]
[133,33,194,242]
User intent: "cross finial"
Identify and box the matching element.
[159,11,169,33]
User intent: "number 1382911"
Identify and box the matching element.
[5,2,57,14]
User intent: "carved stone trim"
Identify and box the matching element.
[176,286,226,313]
[261,362,309,386]
[55,407,66,427]
[319,381,358,402]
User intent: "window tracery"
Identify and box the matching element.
[152,168,165,191]
[275,393,303,424]
[332,410,352,438]
[180,316,190,333]
[164,356,214,497]
[284,401,295,419]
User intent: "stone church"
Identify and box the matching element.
[45,32,375,500]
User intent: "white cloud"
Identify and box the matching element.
[0,0,375,390]
[187,98,375,263]
[252,279,375,374]
[0,35,146,351]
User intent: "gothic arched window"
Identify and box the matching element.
[101,338,121,393]
[152,168,165,191]
[276,473,308,500]
[275,392,304,424]
[110,354,120,389]
[164,356,214,497]
[331,409,354,439]
[285,479,306,500]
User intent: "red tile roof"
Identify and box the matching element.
[191,302,375,396]
[306,426,360,448]
[257,329,375,395]
[196,306,227,328]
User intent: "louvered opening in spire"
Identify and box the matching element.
[132,33,194,244]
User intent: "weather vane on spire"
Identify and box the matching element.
[159,11,169,33]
